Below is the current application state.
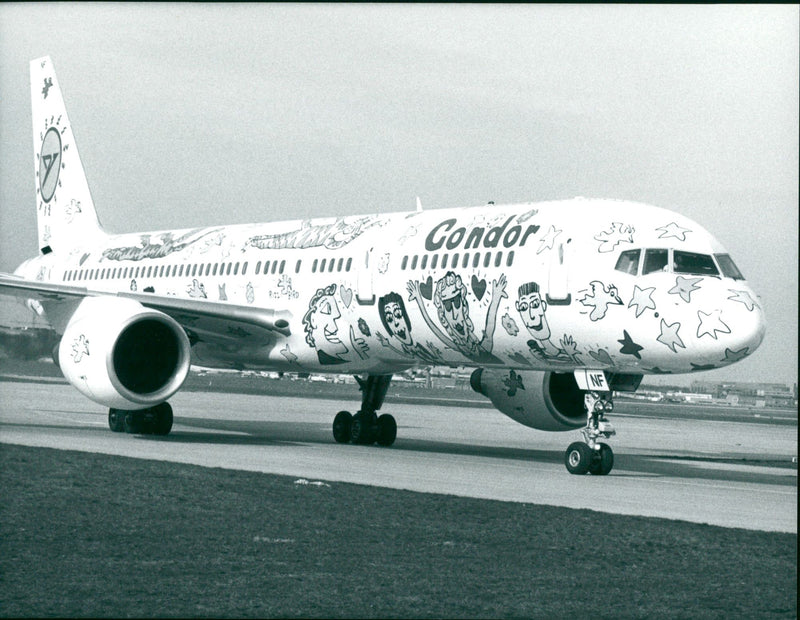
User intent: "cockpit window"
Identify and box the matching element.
[614,249,640,275]
[673,251,719,276]
[714,253,745,280]
[642,249,669,275]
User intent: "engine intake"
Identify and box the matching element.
[58,297,191,410]
[471,368,586,431]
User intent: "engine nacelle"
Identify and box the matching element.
[470,368,586,431]
[57,297,191,410]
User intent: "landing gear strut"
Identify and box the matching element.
[332,374,397,447]
[565,391,616,475]
[108,402,173,436]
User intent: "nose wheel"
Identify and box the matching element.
[564,391,616,475]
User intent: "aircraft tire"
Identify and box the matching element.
[565,442,592,475]
[589,443,614,475]
[350,412,376,445]
[123,411,143,434]
[108,408,125,432]
[152,403,173,436]
[333,411,353,443]
[376,414,397,447]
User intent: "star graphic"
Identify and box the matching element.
[656,319,685,353]
[696,309,731,340]
[727,289,757,312]
[656,221,692,241]
[536,225,562,254]
[628,285,656,318]
[617,330,644,359]
[669,276,702,303]
[722,347,750,364]
[502,370,525,396]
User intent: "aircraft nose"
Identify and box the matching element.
[730,290,767,356]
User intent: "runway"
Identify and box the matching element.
[1,381,796,533]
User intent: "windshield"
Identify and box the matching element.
[714,253,745,280]
[673,251,720,277]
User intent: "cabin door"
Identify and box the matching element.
[356,246,375,305]
[546,240,572,305]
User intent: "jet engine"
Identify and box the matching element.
[470,368,586,431]
[57,297,191,410]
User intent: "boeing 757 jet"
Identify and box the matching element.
[0,57,766,474]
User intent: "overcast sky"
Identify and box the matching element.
[1,4,797,385]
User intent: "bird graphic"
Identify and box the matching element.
[580,281,623,321]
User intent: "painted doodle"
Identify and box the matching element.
[594,222,635,253]
[303,283,369,365]
[579,281,622,321]
[407,271,506,364]
[71,334,89,363]
[246,217,377,251]
[102,229,221,262]
[515,281,582,364]
[376,292,441,365]
[656,221,692,241]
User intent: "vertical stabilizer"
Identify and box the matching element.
[31,56,105,254]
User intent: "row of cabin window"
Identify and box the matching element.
[311,257,354,273]
[62,259,293,283]
[401,250,515,271]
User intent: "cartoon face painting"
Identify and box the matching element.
[515,282,550,341]
[303,284,348,364]
[435,273,472,344]
[379,293,413,346]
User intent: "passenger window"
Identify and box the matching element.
[674,251,719,277]
[296,260,302,273]
[473,253,481,268]
[411,255,418,270]
[451,253,459,268]
[242,261,248,275]
[320,258,327,272]
[280,260,286,274]
[642,249,669,275]
[312,259,318,273]
[714,254,744,280]
[233,263,239,276]
[205,264,212,276]
[506,251,514,267]
[255,261,262,275]
[401,256,408,270]
[615,249,641,275]
[420,255,428,270]
[328,259,335,273]
[431,255,439,269]
[337,258,344,272]
[441,254,448,268]
[345,258,352,271]
[495,252,503,267]
[484,253,491,268]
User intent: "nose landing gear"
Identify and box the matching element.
[565,391,616,475]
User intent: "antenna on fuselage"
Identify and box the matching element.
[416,197,423,212]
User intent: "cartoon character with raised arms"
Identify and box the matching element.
[302,283,368,365]
[376,292,441,365]
[516,281,582,364]
[407,271,506,364]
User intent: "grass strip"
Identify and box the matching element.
[0,444,795,618]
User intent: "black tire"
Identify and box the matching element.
[376,414,397,447]
[123,411,143,434]
[332,411,352,444]
[152,403,173,436]
[350,412,376,445]
[565,442,592,475]
[589,443,614,475]
[108,409,125,432]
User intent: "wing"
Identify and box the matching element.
[0,273,291,348]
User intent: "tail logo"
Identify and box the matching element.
[38,127,62,203]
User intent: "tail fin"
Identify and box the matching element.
[31,56,105,254]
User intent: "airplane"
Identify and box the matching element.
[0,57,767,475]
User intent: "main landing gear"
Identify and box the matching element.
[332,374,397,447]
[565,391,616,475]
[108,402,173,436]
